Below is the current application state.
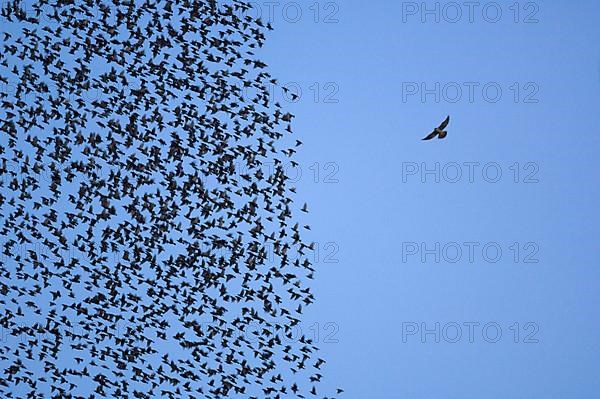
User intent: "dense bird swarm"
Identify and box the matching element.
[0,0,340,397]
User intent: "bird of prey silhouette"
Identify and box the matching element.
[422,116,450,140]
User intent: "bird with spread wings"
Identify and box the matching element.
[422,115,450,140]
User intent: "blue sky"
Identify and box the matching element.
[1,1,598,397]
[258,1,600,397]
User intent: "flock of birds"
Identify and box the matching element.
[0,0,341,397]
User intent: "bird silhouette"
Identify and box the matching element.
[422,115,450,140]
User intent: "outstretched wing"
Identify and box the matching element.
[438,115,450,130]
[422,130,438,141]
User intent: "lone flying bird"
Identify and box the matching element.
[422,115,450,140]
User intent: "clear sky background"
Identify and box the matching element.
[2,1,599,397]
[257,1,600,397]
